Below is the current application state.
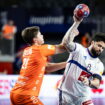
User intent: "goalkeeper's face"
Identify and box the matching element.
[91,41,105,57]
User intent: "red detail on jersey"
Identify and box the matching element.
[82,100,93,105]
[78,71,91,81]
[91,89,103,93]
[91,80,104,93]
[100,80,104,84]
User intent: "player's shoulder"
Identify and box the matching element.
[97,58,104,67]
[75,43,85,49]
[41,44,55,49]
[31,44,54,49]
[74,43,86,52]
[96,58,104,74]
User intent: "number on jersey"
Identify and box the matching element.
[22,58,29,69]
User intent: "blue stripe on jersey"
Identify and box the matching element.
[59,90,62,105]
[68,60,93,75]
[87,48,97,58]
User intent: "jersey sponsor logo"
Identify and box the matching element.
[78,71,91,81]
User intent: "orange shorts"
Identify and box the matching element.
[10,92,44,105]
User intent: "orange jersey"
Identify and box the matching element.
[2,24,16,39]
[11,44,55,96]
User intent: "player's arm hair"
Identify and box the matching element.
[61,16,82,46]
[54,17,83,54]
[61,22,79,45]
[89,74,102,89]
[45,62,66,73]
[55,17,81,54]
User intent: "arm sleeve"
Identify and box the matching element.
[40,44,56,56]
[92,62,104,81]
[66,43,84,52]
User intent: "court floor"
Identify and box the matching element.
[0,98,105,105]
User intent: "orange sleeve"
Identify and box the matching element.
[40,44,56,56]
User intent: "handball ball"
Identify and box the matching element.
[74,4,90,20]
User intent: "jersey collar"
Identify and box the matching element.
[87,48,97,58]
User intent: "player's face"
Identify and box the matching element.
[91,41,105,57]
[37,32,44,44]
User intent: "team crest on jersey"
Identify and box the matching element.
[84,56,87,59]
[48,45,54,50]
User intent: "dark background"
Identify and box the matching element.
[0,0,105,74]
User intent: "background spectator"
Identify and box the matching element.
[0,20,17,55]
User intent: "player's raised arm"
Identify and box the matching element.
[55,16,82,54]
[61,16,82,50]
[62,16,81,44]
[55,4,90,54]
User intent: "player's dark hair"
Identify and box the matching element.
[21,26,40,45]
[92,33,105,43]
